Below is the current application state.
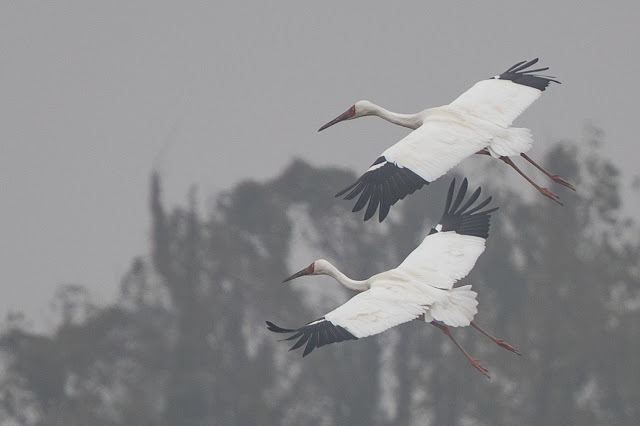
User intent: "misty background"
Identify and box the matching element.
[1,1,640,424]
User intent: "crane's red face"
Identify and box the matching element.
[318,105,356,132]
[282,262,315,282]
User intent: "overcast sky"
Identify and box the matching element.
[1,2,639,329]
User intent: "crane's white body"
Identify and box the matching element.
[320,230,483,338]
[359,77,540,179]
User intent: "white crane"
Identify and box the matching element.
[267,178,518,377]
[318,59,574,222]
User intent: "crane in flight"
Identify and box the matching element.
[318,59,574,222]
[267,178,518,377]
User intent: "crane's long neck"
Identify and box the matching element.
[321,262,370,292]
[368,103,423,130]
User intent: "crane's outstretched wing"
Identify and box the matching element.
[334,155,429,223]
[267,286,427,357]
[335,118,492,222]
[450,58,560,128]
[397,178,497,290]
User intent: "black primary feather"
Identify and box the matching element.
[266,318,357,357]
[494,58,560,91]
[428,178,498,239]
[335,156,429,222]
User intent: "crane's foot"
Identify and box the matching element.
[470,358,490,378]
[494,339,521,356]
[539,187,563,206]
[550,175,576,191]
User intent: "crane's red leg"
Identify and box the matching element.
[520,153,575,191]
[430,321,490,378]
[499,156,563,205]
[470,322,520,355]
[475,151,566,203]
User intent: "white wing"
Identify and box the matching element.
[450,59,559,127]
[334,115,494,222]
[397,231,486,290]
[324,273,479,335]
[382,114,494,182]
[450,78,541,128]
[267,285,430,356]
[267,277,477,356]
[324,285,430,338]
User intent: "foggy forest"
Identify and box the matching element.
[1,128,640,425]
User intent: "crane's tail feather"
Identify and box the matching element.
[487,127,533,158]
[429,285,478,327]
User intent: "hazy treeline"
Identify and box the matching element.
[1,130,639,425]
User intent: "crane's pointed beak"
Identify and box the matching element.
[318,105,356,132]
[283,264,314,282]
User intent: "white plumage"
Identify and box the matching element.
[397,231,486,290]
[319,59,573,222]
[382,109,494,181]
[267,179,518,376]
[323,265,479,338]
[450,77,543,127]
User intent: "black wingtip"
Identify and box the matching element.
[442,178,456,216]
[433,178,498,239]
[450,178,469,213]
[511,58,539,73]
[335,180,359,198]
[335,156,428,222]
[497,59,560,91]
[267,318,358,357]
[266,321,296,333]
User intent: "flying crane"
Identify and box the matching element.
[267,178,518,377]
[319,59,574,222]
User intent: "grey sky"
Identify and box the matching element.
[1,2,639,329]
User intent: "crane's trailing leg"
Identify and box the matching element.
[476,150,570,201]
[470,322,520,355]
[499,156,563,205]
[520,153,575,191]
[430,321,490,378]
